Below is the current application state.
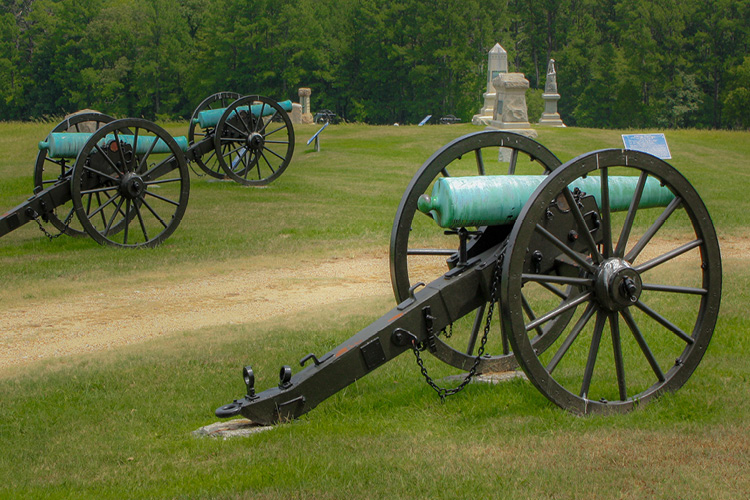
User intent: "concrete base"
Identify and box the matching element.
[442,370,528,385]
[192,418,274,439]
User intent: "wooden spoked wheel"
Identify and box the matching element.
[501,149,721,414]
[389,130,570,373]
[34,112,115,237]
[70,119,190,248]
[213,95,295,186]
[188,91,242,179]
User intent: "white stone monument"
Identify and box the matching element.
[298,87,313,124]
[488,73,537,138]
[472,43,508,126]
[538,59,565,127]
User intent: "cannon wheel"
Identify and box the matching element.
[70,118,190,248]
[34,112,116,237]
[213,95,295,186]
[188,91,242,179]
[501,149,721,414]
[390,130,569,373]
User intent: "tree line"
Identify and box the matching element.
[2,0,750,129]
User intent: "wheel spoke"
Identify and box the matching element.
[538,281,571,300]
[525,290,592,332]
[134,201,149,242]
[635,300,694,344]
[407,248,456,256]
[475,148,485,175]
[105,196,125,236]
[225,121,246,136]
[140,197,169,228]
[87,191,119,221]
[144,189,180,207]
[82,163,120,184]
[263,123,289,138]
[534,223,597,274]
[635,239,702,273]
[562,187,603,264]
[615,171,648,258]
[599,167,613,258]
[507,149,519,174]
[262,146,286,163]
[620,309,666,382]
[137,133,159,172]
[580,310,607,398]
[255,103,266,132]
[521,295,545,339]
[641,283,707,295]
[81,184,119,196]
[123,199,130,244]
[522,274,594,287]
[92,143,124,177]
[113,130,129,172]
[465,304,486,355]
[547,303,596,373]
[129,128,140,173]
[609,312,627,400]
[625,197,682,263]
[145,177,182,186]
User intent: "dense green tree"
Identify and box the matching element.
[1,0,750,128]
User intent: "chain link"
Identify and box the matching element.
[30,206,76,240]
[410,253,504,401]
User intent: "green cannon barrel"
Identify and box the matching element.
[194,99,294,129]
[417,175,675,228]
[38,133,189,159]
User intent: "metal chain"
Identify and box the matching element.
[30,206,75,240]
[411,253,504,401]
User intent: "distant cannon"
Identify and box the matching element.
[2,94,295,247]
[217,131,721,423]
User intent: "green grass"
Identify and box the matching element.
[0,123,748,499]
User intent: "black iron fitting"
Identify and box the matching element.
[422,306,437,353]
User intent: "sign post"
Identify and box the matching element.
[307,121,329,152]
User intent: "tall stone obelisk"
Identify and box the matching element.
[472,43,508,126]
[538,59,565,127]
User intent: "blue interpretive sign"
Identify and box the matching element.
[418,115,432,126]
[622,133,672,160]
[307,121,329,152]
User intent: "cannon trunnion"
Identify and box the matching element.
[219,131,721,423]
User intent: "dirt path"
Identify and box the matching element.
[1,235,745,371]
[0,254,393,369]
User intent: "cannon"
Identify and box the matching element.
[2,94,295,247]
[217,130,721,424]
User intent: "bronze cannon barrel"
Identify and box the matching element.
[417,174,675,228]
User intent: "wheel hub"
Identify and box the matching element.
[246,132,264,151]
[120,172,146,199]
[594,258,642,311]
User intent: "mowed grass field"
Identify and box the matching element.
[0,121,748,499]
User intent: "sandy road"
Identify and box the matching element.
[0,254,394,370]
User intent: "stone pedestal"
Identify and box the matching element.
[488,73,537,138]
[538,59,565,127]
[473,43,508,126]
[290,103,303,124]
[298,87,313,124]
[539,93,565,127]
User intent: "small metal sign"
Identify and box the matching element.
[622,133,672,160]
[418,115,432,127]
[307,121,329,152]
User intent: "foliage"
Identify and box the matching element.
[1,0,750,128]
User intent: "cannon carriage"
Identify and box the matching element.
[218,130,721,424]
[1,93,295,247]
